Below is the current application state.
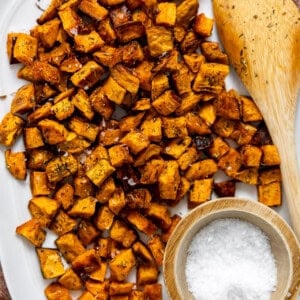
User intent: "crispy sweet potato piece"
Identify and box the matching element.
[5,150,27,180]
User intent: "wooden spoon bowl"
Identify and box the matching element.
[163,198,300,299]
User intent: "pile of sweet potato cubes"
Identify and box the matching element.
[0,0,282,299]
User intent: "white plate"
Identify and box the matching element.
[0,0,299,299]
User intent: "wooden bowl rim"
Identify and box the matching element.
[163,197,300,300]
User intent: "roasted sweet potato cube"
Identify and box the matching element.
[51,98,75,121]
[126,188,152,209]
[185,159,218,181]
[208,136,230,160]
[175,176,191,203]
[110,5,132,27]
[96,177,116,203]
[36,248,65,279]
[71,61,104,90]
[30,171,51,196]
[85,279,109,298]
[258,182,281,206]
[109,249,136,281]
[134,144,161,167]
[79,0,108,21]
[36,0,62,23]
[58,136,91,154]
[93,46,122,68]
[77,220,99,246]
[98,237,114,258]
[119,113,145,133]
[147,235,164,266]
[28,102,53,124]
[68,196,97,218]
[230,122,257,145]
[193,13,214,37]
[24,127,44,149]
[146,26,173,57]
[10,83,35,114]
[54,183,74,210]
[108,187,126,214]
[259,168,281,185]
[71,89,94,120]
[132,241,154,262]
[158,160,180,200]
[129,290,145,300]
[189,178,213,207]
[233,168,259,185]
[110,219,137,247]
[58,6,82,36]
[50,209,77,236]
[99,128,123,146]
[127,211,157,236]
[180,30,199,54]
[156,2,176,27]
[28,196,60,226]
[69,117,99,142]
[214,90,241,120]
[176,0,198,26]
[58,268,83,290]
[27,149,54,171]
[39,42,71,66]
[78,290,96,300]
[214,180,236,197]
[5,150,26,180]
[143,283,162,300]
[152,90,180,116]
[139,159,165,185]
[140,116,162,142]
[38,119,69,145]
[186,112,211,135]
[7,33,38,65]
[240,145,262,167]
[240,95,263,122]
[217,148,242,176]
[109,282,134,296]
[147,202,172,230]
[102,76,127,105]
[90,87,115,120]
[137,264,158,286]
[200,41,228,64]
[178,146,198,171]
[60,56,82,73]
[116,21,145,44]
[151,73,169,100]
[108,144,133,168]
[0,112,24,147]
[173,25,186,43]
[73,176,94,198]
[16,218,46,247]
[44,282,72,300]
[176,92,201,115]
[172,62,193,95]
[193,63,229,93]
[56,232,85,263]
[120,130,150,154]
[94,205,115,231]
[212,117,236,138]
[86,159,115,187]
[46,155,78,182]
[162,116,188,139]
[98,18,117,45]
[251,124,273,145]
[161,214,182,242]
[261,145,281,166]
[184,53,205,73]
[163,137,191,159]
[74,30,105,53]
[89,261,108,282]
[111,64,140,95]
[121,41,144,66]
[84,145,109,170]
[31,18,61,48]
[72,248,101,275]
[133,60,153,92]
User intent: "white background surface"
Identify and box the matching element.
[0,0,299,299]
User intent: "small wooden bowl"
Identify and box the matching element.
[163,198,300,300]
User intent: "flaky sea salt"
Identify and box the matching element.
[185,218,277,300]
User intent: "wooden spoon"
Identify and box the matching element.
[212,2,300,297]
[212,0,300,238]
